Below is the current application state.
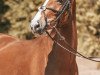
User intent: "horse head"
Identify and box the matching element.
[30,0,70,34]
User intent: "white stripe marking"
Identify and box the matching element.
[30,0,50,30]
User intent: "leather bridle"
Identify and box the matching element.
[37,0,100,62]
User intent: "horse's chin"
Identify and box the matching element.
[32,28,46,37]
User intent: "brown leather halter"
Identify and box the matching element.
[38,0,100,62]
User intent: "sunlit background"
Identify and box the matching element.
[0,0,100,73]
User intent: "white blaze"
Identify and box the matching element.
[30,0,49,30]
[43,0,49,6]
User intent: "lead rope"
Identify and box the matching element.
[45,31,80,57]
[46,27,100,62]
[41,0,100,62]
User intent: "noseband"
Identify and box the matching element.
[36,0,100,62]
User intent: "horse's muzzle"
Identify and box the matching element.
[30,22,45,34]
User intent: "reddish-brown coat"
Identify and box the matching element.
[0,0,78,75]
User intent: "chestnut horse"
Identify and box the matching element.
[0,33,54,75]
[0,0,78,75]
[31,0,78,75]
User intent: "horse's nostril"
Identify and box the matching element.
[31,27,33,30]
[35,24,40,29]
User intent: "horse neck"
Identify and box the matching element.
[55,0,77,48]
[45,0,77,74]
